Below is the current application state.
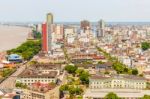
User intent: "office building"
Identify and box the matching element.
[47,13,53,53]
[80,20,90,32]
[42,13,53,53]
[97,19,105,37]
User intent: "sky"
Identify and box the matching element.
[0,0,150,22]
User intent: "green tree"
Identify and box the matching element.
[65,65,78,74]
[59,84,69,91]
[104,71,110,74]
[132,69,138,75]
[141,42,150,51]
[7,40,41,60]
[79,71,89,84]
[104,92,119,99]
[113,62,125,74]
[75,69,84,76]
[142,95,150,99]
[98,61,104,64]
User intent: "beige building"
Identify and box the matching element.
[16,63,61,85]
[16,70,58,86]
[89,75,146,89]
[83,88,150,99]
[21,86,60,99]
[83,75,149,99]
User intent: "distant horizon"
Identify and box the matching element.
[2,21,150,25]
[1,0,150,22]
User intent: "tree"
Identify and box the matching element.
[60,84,69,91]
[104,71,110,74]
[124,67,129,73]
[142,95,150,99]
[98,61,104,64]
[141,42,150,51]
[75,69,84,76]
[7,40,41,60]
[65,65,78,74]
[113,62,125,74]
[79,71,89,84]
[105,92,119,99]
[132,69,138,75]
[15,82,27,88]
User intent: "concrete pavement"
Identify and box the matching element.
[0,64,26,89]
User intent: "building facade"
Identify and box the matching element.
[42,13,53,53]
[89,75,146,89]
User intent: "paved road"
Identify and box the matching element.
[0,64,26,89]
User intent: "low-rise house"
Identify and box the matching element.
[7,54,22,63]
[21,82,60,99]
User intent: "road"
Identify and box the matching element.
[0,64,26,89]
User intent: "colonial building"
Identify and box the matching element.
[89,75,146,89]
[21,82,60,99]
[16,63,61,85]
[83,74,149,99]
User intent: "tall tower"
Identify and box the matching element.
[80,20,90,32]
[42,23,47,52]
[99,19,105,29]
[42,13,53,53]
[97,19,105,37]
[47,13,53,53]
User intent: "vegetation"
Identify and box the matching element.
[131,69,138,75]
[98,61,105,64]
[141,42,150,51]
[142,95,150,99]
[60,84,83,99]
[7,40,41,60]
[65,65,90,85]
[97,47,139,75]
[104,92,119,99]
[32,30,42,39]
[15,82,27,89]
[62,45,71,63]
[2,68,16,77]
[65,65,78,75]
[78,70,89,85]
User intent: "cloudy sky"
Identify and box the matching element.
[0,0,150,22]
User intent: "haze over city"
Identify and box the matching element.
[1,1,150,99]
[0,0,150,22]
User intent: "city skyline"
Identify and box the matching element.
[0,0,150,22]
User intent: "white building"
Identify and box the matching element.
[89,75,146,89]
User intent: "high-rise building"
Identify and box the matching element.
[42,13,53,53]
[99,19,105,29]
[97,19,105,37]
[47,13,53,24]
[42,23,48,52]
[47,13,53,53]
[80,20,90,31]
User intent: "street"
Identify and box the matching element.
[0,64,26,89]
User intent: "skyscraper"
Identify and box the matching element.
[97,19,105,37]
[99,19,105,29]
[47,13,53,53]
[80,20,90,32]
[42,13,53,53]
[42,23,47,52]
[47,13,53,24]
